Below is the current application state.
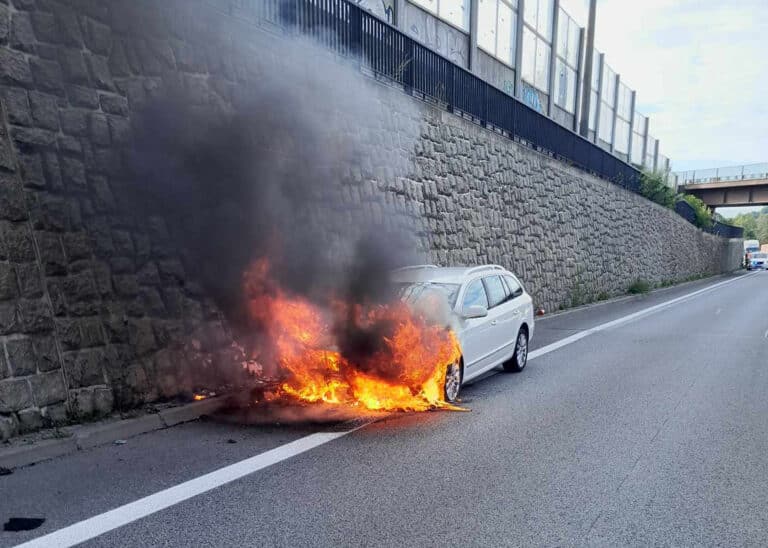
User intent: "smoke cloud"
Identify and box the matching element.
[124,30,428,371]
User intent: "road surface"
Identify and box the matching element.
[2,271,768,547]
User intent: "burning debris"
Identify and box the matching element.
[243,258,463,413]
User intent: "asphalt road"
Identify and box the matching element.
[2,271,768,547]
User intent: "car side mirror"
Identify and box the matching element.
[462,305,488,319]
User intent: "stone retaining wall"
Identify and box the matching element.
[0,0,741,439]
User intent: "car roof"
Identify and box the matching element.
[390,265,513,284]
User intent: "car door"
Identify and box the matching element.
[502,274,528,346]
[458,278,495,370]
[482,275,520,363]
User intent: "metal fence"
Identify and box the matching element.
[676,163,768,185]
[250,0,643,192]
[674,201,744,238]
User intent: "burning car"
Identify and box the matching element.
[392,264,535,402]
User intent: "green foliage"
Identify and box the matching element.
[627,278,651,294]
[730,209,768,241]
[681,194,713,229]
[640,170,676,208]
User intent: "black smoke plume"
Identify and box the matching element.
[124,36,426,370]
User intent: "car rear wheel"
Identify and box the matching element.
[444,361,462,403]
[503,328,528,373]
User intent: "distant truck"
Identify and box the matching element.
[762,244,768,253]
[744,240,760,268]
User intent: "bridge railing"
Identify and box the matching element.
[244,0,642,192]
[677,163,768,185]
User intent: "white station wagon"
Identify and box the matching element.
[392,265,535,402]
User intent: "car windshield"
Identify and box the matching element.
[395,282,461,308]
[752,253,767,259]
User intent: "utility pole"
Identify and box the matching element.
[578,0,597,138]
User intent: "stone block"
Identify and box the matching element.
[12,126,57,147]
[55,318,81,350]
[28,90,59,130]
[82,17,111,55]
[157,259,185,284]
[0,4,9,45]
[30,193,70,232]
[1,86,31,125]
[128,318,157,357]
[0,48,32,86]
[62,232,91,262]
[89,112,110,145]
[41,151,63,189]
[30,57,64,94]
[65,84,99,108]
[92,386,113,415]
[136,261,160,286]
[35,230,66,275]
[60,156,86,189]
[19,152,45,188]
[63,349,105,388]
[7,337,35,376]
[53,5,83,46]
[0,182,26,223]
[30,12,58,44]
[0,263,18,301]
[59,108,89,136]
[79,317,105,348]
[108,40,131,77]
[112,274,139,297]
[16,262,43,298]
[89,175,115,211]
[85,54,113,91]
[0,413,19,441]
[58,135,81,155]
[68,386,94,416]
[10,12,36,53]
[29,370,66,406]
[17,407,43,432]
[59,48,90,86]
[61,270,99,303]
[41,402,68,424]
[32,335,60,372]
[4,223,36,262]
[18,298,54,333]
[0,301,16,335]
[0,379,33,413]
[108,115,131,144]
[99,93,128,116]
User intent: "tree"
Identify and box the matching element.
[757,214,768,243]
[732,213,759,239]
[640,170,676,208]
[681,194,713,229]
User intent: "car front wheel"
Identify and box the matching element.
[503,328,528,373]
[444,361,462,403]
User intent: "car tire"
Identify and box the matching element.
[444,360,462,403]
[503,328,529,373]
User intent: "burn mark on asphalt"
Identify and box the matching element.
[3,518,46,532]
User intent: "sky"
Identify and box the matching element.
[559,0,768,217]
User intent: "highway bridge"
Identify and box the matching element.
[677,163,768,207]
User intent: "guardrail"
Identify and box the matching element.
[243,0,642,192]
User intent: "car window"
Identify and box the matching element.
[462,279,489,310]
[504,275,524,298]
[483,276,507,308]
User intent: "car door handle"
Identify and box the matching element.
[491,320,498,325]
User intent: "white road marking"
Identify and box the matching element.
[15,273,756,547]
[14,429,364,548]
[764,329,768,340]
[529,273,756,362]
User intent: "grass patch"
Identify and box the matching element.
[627,278,651,294]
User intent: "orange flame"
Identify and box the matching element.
[193,394,207,401]
[244,258,463,412]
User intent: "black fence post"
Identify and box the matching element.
[404,39,415,94]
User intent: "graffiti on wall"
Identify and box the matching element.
[521,83,546,114]
[403,3,469,67]
[356,0,395,24]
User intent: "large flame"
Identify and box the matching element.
[244,259,463,412]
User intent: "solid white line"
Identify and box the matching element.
[529,273,756,362]
[14,430,358,548]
